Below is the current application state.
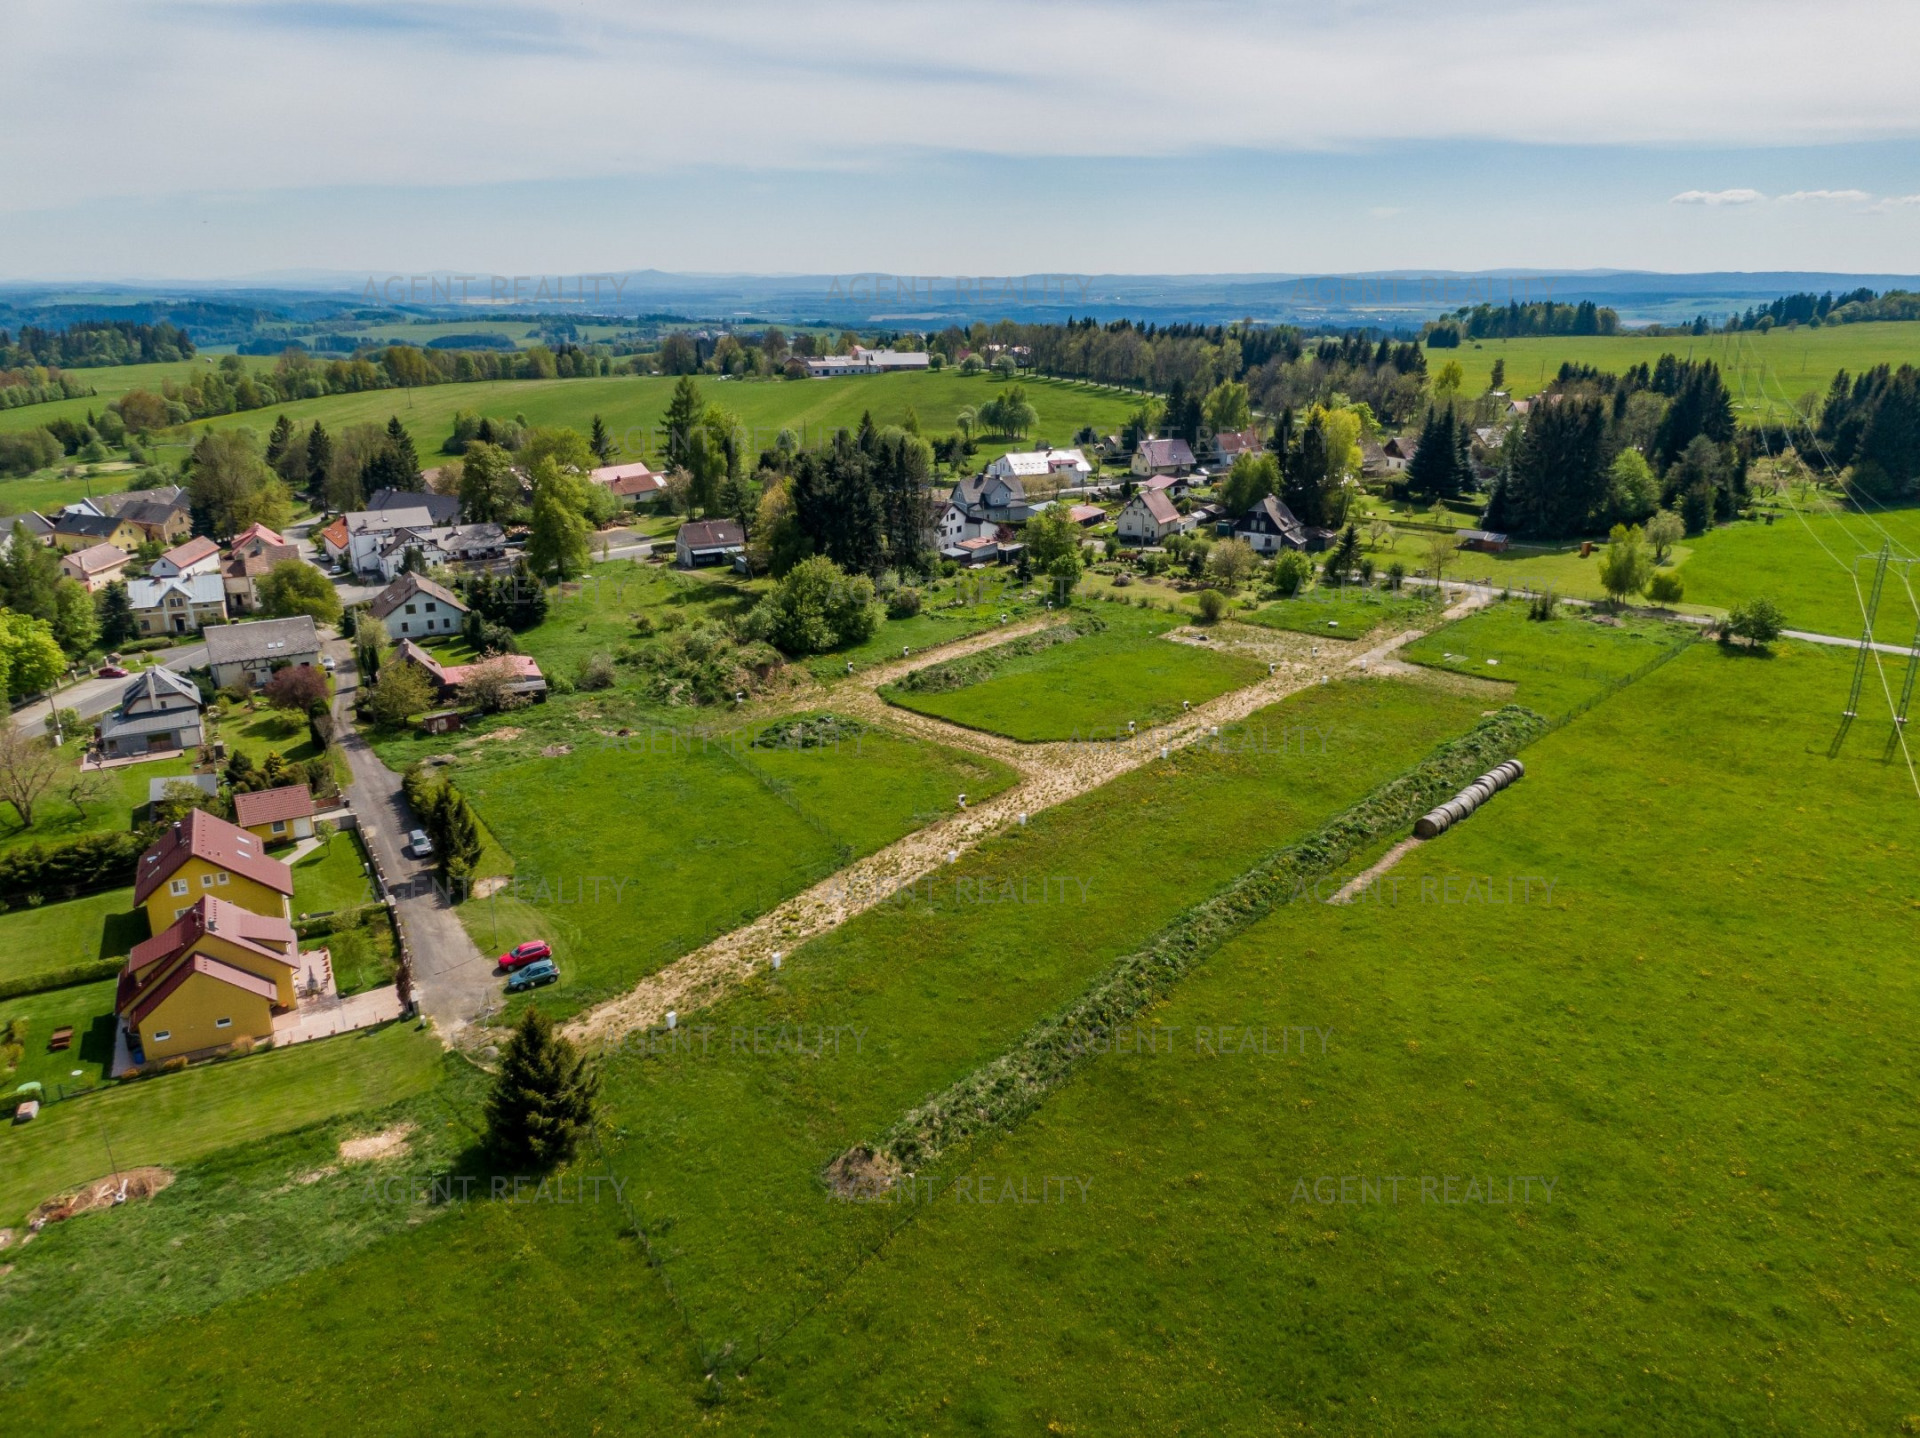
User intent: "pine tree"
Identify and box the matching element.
[97,580,137,648]
[484,1007,600,1171]
[384,415,421,486]
[589,414,614,464]
[265,414,294,468]
[305,422,333,499]
[663,375,703,470]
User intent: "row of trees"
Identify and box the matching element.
[1816,364,1920,501]
[0,319,195,368]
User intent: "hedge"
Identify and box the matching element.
[0,956,122,1003]
[852,704,1550,1174]
[0,829,152,911]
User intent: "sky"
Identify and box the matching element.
[4,0,1920,282]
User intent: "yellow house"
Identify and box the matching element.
[134,808,295,933]
[116,896,300,1060]
[52,511,146,553]
[232,784,317,845]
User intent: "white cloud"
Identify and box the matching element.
[1670,189,1767,206]
[1870,194,1920,211]
[1778,189,1873,202]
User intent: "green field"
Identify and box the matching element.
[1402,601,1699,717]
[883,604,1267,740]
[289,829,374,916]
[1432,321,1920,422]
[0,886,146,994]
[0,977,119,1096]
[1244,583,1444,640]
[0,752,186,858]
[438,713,1017,1016]
[745,642,1920,1433]
[0,1019,443,1223]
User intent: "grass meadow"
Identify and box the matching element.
[3,677,1490,1427]
[1244,583,1445,640]
[882,603,1267,741]
[0,886,146,990]
[748,640,1920,1435]
[436,714,1017,1018]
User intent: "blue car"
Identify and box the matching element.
[505,958,559,992]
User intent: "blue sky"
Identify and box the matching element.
[4,0,1918,281]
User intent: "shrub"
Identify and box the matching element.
[575,653,617,691]
[1268,549,1314,598]
[1644,571,1685,607]
[747,555,880,655]
[1725,597,1785,648]
[1195,589,1229,623]
[887,586,923,619]
[1527,590,1557,621]
[1386,561,1406,591]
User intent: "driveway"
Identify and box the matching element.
[327,635,500,1042]
[13,643,209,739]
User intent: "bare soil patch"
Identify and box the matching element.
[30,1168,174,1230]
[338,1121,417,1164]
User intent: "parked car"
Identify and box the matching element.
[321,655,337,672]
[407,829,433,858]
[505,958,559,992]
[97,664,129,678]
[497,939,553,970]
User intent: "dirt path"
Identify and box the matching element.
[565,607,1463,1048]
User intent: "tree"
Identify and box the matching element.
[484,1006,599,1171]
[1195,588,1229,623]
[65,768,112,819]
[1606,449,1660,525]
[1203,379,1252,434]
[526,459,592,580]
[1725,596,1785,648]
[96,579,137,648]
[1597,523,1653,607]
[1433,359,1465,405]
[1206,537,1258,591]
[1425,527,1459,582]
[188,429,292,538]
[745,555,878,654]
[1322,525,1363,586]
[0,725,63,829]
[1047,550,1082,605]
[1220,453,1279,515]
[1644,508,1685,564]
[1281,409,1338,528]
[663,375,704,471]
[305,422,335,501]
[0,610,65,700]
[263,663,329,714]
[458,441,518,524]
[1489,358,1506,391]
[1484,395,1608,538]
[1268,548,1314,597]
[459,654,530,715]
[360,415,422,492]
[1644,570,1685,607]
[1022,505,1082,573]
[0,519,63,620]
[751,473,810,576]
[51,577,98,658]
[265,414,295,470]
[363,659,434,728]
[589,414,614,464]
[258,560,342,625]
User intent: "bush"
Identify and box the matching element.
[1527,590,1557,621]
[747,555,880,655]
[1725,596,1784,648]
[576,653,617,691]
[1268,550,1314,598]
[886,586,922,619]
[1386,561,1407,591]
[1644,571,1685,607]
[0,829,149,910]
[1195,589,1228,623]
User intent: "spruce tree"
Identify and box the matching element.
[97,580,137,648]
[305,422,334,499]
[265,414,294,468]
[384,415,421,487]
[485,1007,599,1171]
[589,414,613,464]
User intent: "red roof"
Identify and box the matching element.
[1067,504,1105,524]
[126,953,279,1027]
[1138,491,1181,525]
[161,535,220,568]
[233,784,316,828]
[233,522,289,549]
[318,518,350,552]
[441,653,543,687]
[134,808,294,904]
[128,895,297,975]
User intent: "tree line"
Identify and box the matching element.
[0,319,196,368]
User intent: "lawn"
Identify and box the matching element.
[446,712,1020,1017]
[882,603,1267,741]
[805,570,1038,679]
[0,677,1491,1427]
[307,908,400,997]
[514,559,758,680]
[289,829,374,917]
[0,752,188,858]
[1244,583,1444,640]
[0,887,147,996]
[1401,600,1699,718]
[749,640,1920,1434]
[0,1019,444,1224]
[1,977,119,1097]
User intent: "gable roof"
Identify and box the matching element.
[1134,490,1181,526]
[127,894,296,977]
[233,784,316,829]
[367,488,461,525]
[318,517,350,552]
[1136,437,1196,468]
[1237,494,1308,544]
[158,535,220,569]
[231,522,289,549]
[225,544,301,579]
[127,573,227,609]
[202,615,320,668]
[120,666,202,712]
[54,512,127,539]
[368,571,468,620]
[1214,428,1262,456]
[134,808,295,904]
[1,511,54,539]
[127,952,280,1026]
[98,485,188,518]
[345,507,435,535]
[677,519,745,550]
[63,542,129,575]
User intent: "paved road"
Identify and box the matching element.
[327,635,499,1042]
[13,643,209,739]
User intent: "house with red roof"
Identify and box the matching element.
[134,808,295,931]
[233,784,317,844]
[115,895,301,1063]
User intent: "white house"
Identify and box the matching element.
[803,347,930,378]
[128,573,229,636]
[1380,436,1419,473]
[368,572,469,642]
[1116,490,1183,545]
[1233,495,1312,554]
[203,616,321,691]
[986,449,1093,490]
[149,535,222,579]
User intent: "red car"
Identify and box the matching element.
[497,940,552,970]
[97,664,129,679]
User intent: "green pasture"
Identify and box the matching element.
[1244,583,1444,640]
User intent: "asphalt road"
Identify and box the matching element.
[13,642,209,739]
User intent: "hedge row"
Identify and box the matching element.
[0,829,151,911]
[0,956,122,1003]
[857,704,1550,1173]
